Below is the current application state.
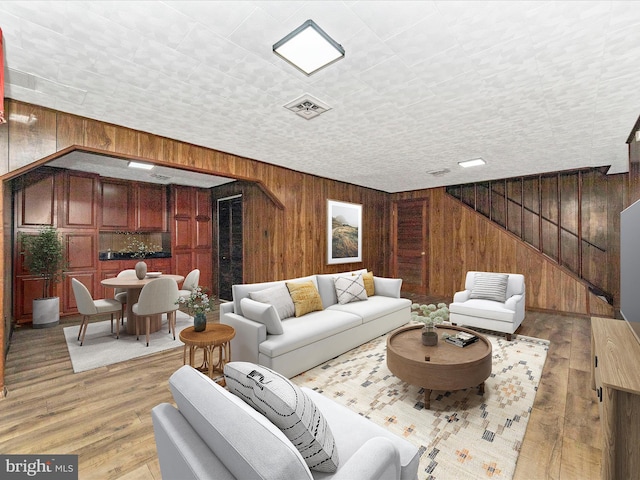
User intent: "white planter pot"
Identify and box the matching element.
[33,297,60,328]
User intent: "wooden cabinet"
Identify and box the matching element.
[100,179,131,230]
[62,172,98,228]
[14,168,171,322]
[100,179,167,231]
[591,317,640,479]
[134,183,167,231]
[15,168,57,228]
[170,185,212,290]
[62,232,97,315]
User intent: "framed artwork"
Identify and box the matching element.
[327,199,362,264]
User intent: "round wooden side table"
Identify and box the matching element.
[179,323,235,382]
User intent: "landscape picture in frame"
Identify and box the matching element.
[327,199,362,264]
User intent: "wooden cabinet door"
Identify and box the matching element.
[15,277,46,321]
[62,171,98,228]
[135,183,167,231]
[16,170,56,227]
[100,180,131,230]
[171,184,193,218]
[63,233,97,312]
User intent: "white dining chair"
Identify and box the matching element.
[178,269,200,299]
[113,269,137,329]
[132,277,180,347]
[71,278,122,346]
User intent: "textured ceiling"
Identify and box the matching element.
[2,1,639,193]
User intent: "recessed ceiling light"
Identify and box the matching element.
[128,161,154,170]
[273,19,345,76]
[458,158,486,168]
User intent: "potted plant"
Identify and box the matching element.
[411,303,449,346]
[176,286,214,332]
[19,226,67,328]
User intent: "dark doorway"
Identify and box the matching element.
[217,195,243,301]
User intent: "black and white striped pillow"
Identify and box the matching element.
[469,273,509,302]
[224,362,339,473]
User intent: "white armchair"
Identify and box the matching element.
[449,271,525,340]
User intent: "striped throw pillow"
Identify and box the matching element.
[469,273,509,302]
[224,362,339,473]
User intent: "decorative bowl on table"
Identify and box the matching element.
[146,272,162,278]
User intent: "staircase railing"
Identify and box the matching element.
[445,167,614,305]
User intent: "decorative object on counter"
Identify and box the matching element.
[19,226,67,328]
[120,232,162,279]
[411,302,449,346]
[176,286,215,332]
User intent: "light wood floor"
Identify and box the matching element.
[0,299,602,479]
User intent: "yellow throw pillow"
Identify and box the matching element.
[286,281,324,317]
[357,271,375,296]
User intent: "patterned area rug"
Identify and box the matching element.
[292,328,549,479]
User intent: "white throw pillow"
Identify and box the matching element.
[240,298,283,335]
[224,362,339,473]
[334,273,368,305]
[248,284,295,320]
[469,272,509,302]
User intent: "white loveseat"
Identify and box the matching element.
[449,271,526,340]
[220,270,411,378]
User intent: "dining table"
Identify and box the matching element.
[100,274,184,335]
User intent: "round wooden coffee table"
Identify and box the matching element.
[387,323,492,409]
[180,323,235,381]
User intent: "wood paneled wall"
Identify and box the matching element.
[391,187,615,317]
[448,169,624,308]
[0,100,389,282]
[0,99,391,395]
[0,98,630,396]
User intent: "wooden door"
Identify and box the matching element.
[217,195,243,301]
[392,199,428,293]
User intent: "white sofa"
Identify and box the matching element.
[152,365,420,480]
[449,271,526,340]
[220,270,411,378]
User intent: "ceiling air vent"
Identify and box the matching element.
[426,168,450,177]
[150,173,171,181]
[284,94,331,120]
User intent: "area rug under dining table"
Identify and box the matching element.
[292,328,549,480]
[63,311,193,373]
